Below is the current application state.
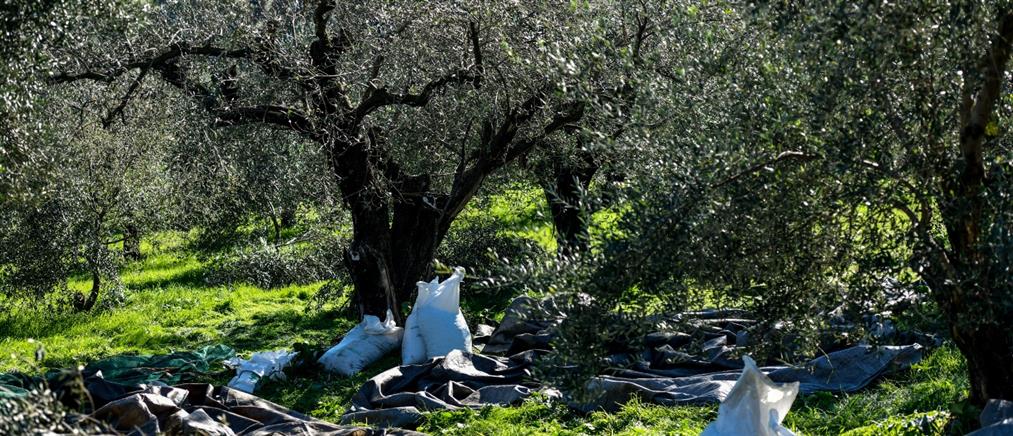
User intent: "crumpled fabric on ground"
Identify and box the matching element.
[1,345,421,434]
[6,374,422,435]
[342,296,925,428]
[968,399,1013,435]
[342,349,545,428]
[85,382,423,435]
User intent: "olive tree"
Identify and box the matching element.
[756,0,1013,405]
[0,99,171,311]
[46,1,598,320]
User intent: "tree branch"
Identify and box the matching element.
[101,66,149,128]
[955,10,1013,189]
[351,69,479,122]
[349,21,484,123]
[49,44,250,84]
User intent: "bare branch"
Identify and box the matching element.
[101,67,149,128]
[49,44,250,84]
[213,105,314,133]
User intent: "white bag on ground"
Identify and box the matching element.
[416,267,472,359]
[224,349,298,393]
[402,278,437,365]
[319,309,404,376]
[701,356,799,436]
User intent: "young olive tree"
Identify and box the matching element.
[528,1,664,255]
[0,94,171,311]
[47,1,595,320]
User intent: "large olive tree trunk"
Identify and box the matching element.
[343,197,448,324]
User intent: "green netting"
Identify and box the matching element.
[0,344,235,399]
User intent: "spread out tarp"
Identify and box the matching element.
[341,296,925,428]
[969,399,1013,435]
[1,346,421,435]
[0,344,236,400]
[84,381,422,435]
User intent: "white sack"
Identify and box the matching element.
[701,356,799,436]
[402,278,437,365]
[319,309,404,377]
[417,267,472,359]
[224,349,298,393]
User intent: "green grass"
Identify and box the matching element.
[419,396,715,435]
[0,225,972,435]
[0,234,349,373]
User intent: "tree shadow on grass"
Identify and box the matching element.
[125,266,209,292]
[220,306,351,353]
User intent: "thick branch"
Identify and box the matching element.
[213,105,314,133]
[349,21,483,123]
[944,11,1013,260]
[49,44,250,84]
[961,12,1013,157]
[351,69,479,122]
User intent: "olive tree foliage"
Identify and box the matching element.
[754,0,1013,405]
[1,0,175,311]
[0,0,132,198]
[0,88,173,311]
[45,0,606,321]
[495,0,1013,406]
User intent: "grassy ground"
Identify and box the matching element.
[0,190,973,435]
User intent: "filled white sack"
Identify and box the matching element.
[402,278,437,365]
[701,356,799,436]
[224,349,298,393]
[319,309,404,377]
[417,267,472,359]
